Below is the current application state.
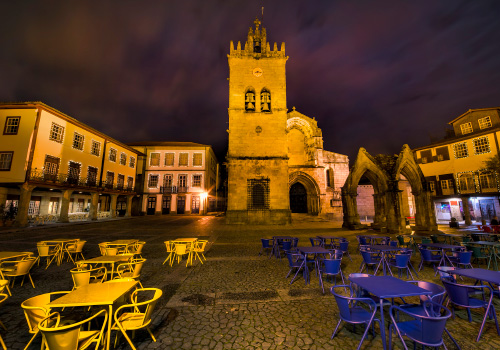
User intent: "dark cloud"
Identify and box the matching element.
[1,0,500,162]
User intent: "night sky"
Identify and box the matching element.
[2,1,500,163]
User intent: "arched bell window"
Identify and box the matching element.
[245,88,256,112]
[260,88,271,112]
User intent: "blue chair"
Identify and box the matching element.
[442,279,500,341]
[331,285,385,350]
[319,258,345,294]
[436,266,458,282]
[327,249,343,260]
[310,237,323,247]
[357,236,368,248]
[285,252,304,284]
[281,241,292,257]
[418,247,441,271]
[388,253,414,279]
[449,250,473,269]
[359,250,381,274]
[259,239,272,256]
[389,301,456,350]
[292,237,299,248]
[399,281,446,316]
[338,240,352,262]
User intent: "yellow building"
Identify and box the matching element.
[414,107,500,224]
[226,19,349,224]
[0,102,143,226]
[128,142,219,215]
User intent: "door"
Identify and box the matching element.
[289,182,308,213]
[162,196,171,214]
[44,156,60,181]
[177,196,185,214]
[192,196,200,214]
[67,161,81,184]
[147,197,156,215]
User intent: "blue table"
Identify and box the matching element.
[317,236,345,249]
[369,245,401,276]
[349,275,432,350]
[453,268,500,285]
[295,246,330,286]
[421,243,462,268]
[270,236,293,259]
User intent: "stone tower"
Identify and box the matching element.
[226,18,291,224]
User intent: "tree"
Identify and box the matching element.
[483,154,500,174]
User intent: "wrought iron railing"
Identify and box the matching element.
[160,186,177,194]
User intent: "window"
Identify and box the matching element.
[28,200,40,215]
[150,153,160,166]
[326,168,334,188]
[91,140,101,156]
[460,122,473,135]
[129,156,136,168]
[165,153,174,166]
[473,136,490,155]
[193,174,202,187]
[117,174,125,189]
[437,154,443,161]
[4,117,20,135]
[67,161,81,184]
[247,179,270,209]
[127,176,134,190]
[245,88,256,112]
[72,132,84,150]
[0,152,13,171]
[479,173,496,189]
[44,155,60,180]
[453,142,468,159]
[49,123,64,143]
[87,166,98,186]
[435,146,450,161]
[193,153,202,166]
[49,197,59,214]
[105,171,114,188]
[458,173,475,191]
[179,153,188,166]
[479,116,492,129]
[178,174,187,188]
[120,153,127,165]
[260,88,271,112]
[421,157,427,164]
[163,174,173,187]
[429,181,435,192]
[441,180,449,190]
[148,174,159,188]
[109,148,117,162]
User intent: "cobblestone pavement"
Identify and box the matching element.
[0,215,499,349]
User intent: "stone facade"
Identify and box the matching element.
[226,19,349,224]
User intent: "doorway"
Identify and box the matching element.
[177,196,185,214]
[290,182,308,213]
[147,197,156,215]
[192,196,200,214]
[162,196,171,214]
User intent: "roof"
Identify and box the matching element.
[413,126,500,151]
[127,141,211,148]
[0,101,144,156]
[448,107,500,125]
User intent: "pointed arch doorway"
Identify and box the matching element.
[290,182,308,213]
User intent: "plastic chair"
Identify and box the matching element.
[259,238,272,256]
[430,235,439,243]
[396,235,411,248]
[128,241,145,258]
[0,280,9,297]
[331,285,385,350]
[398,281,446,317]
[389,301,456,350]
[173,243,188,264]
[192,240,208,263]
[0,293,7,350]
[285,252,304,284]
[417,247,440,271]
[70,266,106,290]
[64,240,86,264]
[292,237,299,248]
[310,237,323,247]
[421,238,431,245]
[388,253,414,279]
[483,226,492,233]
[163,241,176,266]
[449,250,473,269]
[436,266,458,282]
[116,258,146,288]
[319,258,345,294]
[0,257,37,289]
[21,291,70,349]
[38,310,108,350]
[105,247,119,256]
[442,279,500,341]
[98,242,109,255]
[359,250,381,274]
[112,288,162,349]
[36,242,60,269]
[338,240,352,262]
[468,245,491,267]
[327,249,343,260]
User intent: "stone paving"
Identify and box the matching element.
[0,215,499,349]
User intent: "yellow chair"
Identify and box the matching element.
[173,243,188,265]
[116,259,146,288]
[112,288,162,350]
[98,242,109,256]
[105,247,119,256]
[65,240,86,263]
[70,266,107,290]
[0,293,7,350]
[0,278,10,297]
[163,241,176,266]
[21,291,70,350]
[0,257,37,289]
[38,310,108,350]
[36,242,60,269]
[128,241,145,258]
[192,240,208,264]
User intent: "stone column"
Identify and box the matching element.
[58,189,74,223]
[89,193,99,220]
[341,187,361,229]
[14,183,35,227]
[372,193,384,230]
[110,194,118,218]
[125,195,134,217]
[461,196,472,226]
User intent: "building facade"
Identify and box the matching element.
[225,19,349,224]
[129,142,218,215]
[414,107,500,224]
[0,102,142,226]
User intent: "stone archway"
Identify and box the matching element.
[290,182,307,213]
[289,171,321,215]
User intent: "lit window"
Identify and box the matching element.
[109,148,117,162]
[163,174,173,187]
[479,173,496,189]
[120,153,127,165]
[49,123,64,143]
[87,166,98,186]
[72,132,84,150]
[460,122,473,135]
[91,141,100,156]
[193,174,202,187]
[193,153,202,166]
[148,174,159,188]
[479,116,492,129]
[441,180,448,190]
[179,153,188,166]
[165,153,174,166]
[150,153,160,166]
[458,173,475,191]
[4,117,20,135]
[473,136,490,155]
[453,142,468,159]
[129,156,135,168]
[178,174,187,188]
[106,171,114,188]
[0,152,13,170]
[127,176,134,189]
[117,174,125,188]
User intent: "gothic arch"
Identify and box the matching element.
[244,87,256,111]
[289,171,321,215]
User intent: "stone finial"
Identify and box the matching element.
[254,18,261,31]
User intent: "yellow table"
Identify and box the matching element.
[78,255,134,279]
[41,239,79,265]
[173,238,198,266]
[48,281,138,350]
[106,239,138,253]
[0,251,33,261]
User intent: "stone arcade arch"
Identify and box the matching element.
[289,171,321,215]
[342,145,437,234]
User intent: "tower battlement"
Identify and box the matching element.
[229,18,286,58]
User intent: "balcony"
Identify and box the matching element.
[178,186,189,193]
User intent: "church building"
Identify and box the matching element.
[225,19,349,224]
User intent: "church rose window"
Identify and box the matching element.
[247,179,270,209]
